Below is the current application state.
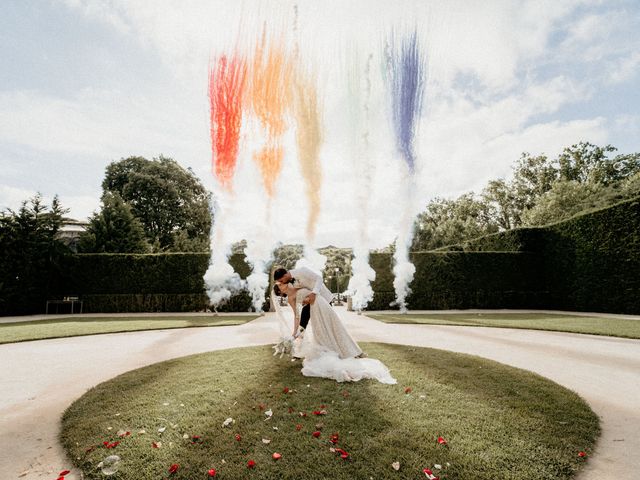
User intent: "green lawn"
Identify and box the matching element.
[61,343,598,480]
[367,312,640,339]
[0,315,258,344]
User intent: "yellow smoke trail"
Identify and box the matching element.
[249,30,293,197]
[293,70,323,239]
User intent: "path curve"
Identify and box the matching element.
[1,309,638,479]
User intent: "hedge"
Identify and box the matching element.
[11,196,638,314]
[368,251,547,310]
[455,196,640,314]
[52,253,255,313]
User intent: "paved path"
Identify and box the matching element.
[1,309,639,479]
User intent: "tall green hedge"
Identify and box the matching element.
[53,253,254,313]
[32,196,639,314]
[455,196,640,313]
[368,251,547,310]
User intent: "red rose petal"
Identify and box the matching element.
[152,442,160,448]
[329,433,339,444]
[437,436,447,445]
[313,410,327,416]
[578,451,587,458]
[168,463,179,474]
[247,460,256,469]
[283,387,290,393]
[312,431,321,438]
[208,468,217,476]
[272,452,282,460]
[59,470,71,476]
[405,387,412,394]
[295,424,303,431]
[235,434,242,442]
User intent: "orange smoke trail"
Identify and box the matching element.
[293,71,323,239]
[249,32,293,197]
[208,55,247,190]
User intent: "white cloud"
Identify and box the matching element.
[2,0,638,251]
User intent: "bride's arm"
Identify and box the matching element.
[288,295,300,337]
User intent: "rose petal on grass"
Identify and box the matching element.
[295,424,303,431]
[235,434,242,442]
[152,441,161,448]
[405,387,412,394]
[437,436,447,445]
[313,410,327,416]
[423,468,440,480]
[247,460,256,469]
[168,463,179,474]
[578,451,587,458]
[222,418,233,428]
[392,461,400,471]
[207,468,217,476]
[283,387,290,394]
[272,452,282,460]
[264,409,273,419]
[158,427,166,433]
[262,438,271,444]
[312,431,321,438]
[59,470,71,476]
[329,433,339,444]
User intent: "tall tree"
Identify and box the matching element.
[412,194,499,250]
[0,194,68,314]
[79,192,149,253]
[102,156,211,251]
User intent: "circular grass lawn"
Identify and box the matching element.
[61,343,598,479]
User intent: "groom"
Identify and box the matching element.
[273,265,333,332]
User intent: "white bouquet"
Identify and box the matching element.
[272,335,295,358]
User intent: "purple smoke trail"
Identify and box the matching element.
[386,30,426,174]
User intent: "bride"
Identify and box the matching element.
[273,282,396,384]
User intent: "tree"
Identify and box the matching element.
[412,194,499,251]
[522,181,606,226]
[318,246,353,293]
[556,142,640,185]
[79,192,149,253]
[102,156,211,251]
[0,194,68,314]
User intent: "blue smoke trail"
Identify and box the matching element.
[386,30,426,174]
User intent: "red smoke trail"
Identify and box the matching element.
[209,55,247,190]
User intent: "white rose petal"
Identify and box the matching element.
[158,427,166,433]
[222,417,234,428]
[392,461,400,471]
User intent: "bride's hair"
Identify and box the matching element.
[273,284,287,297]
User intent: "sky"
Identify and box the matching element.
[1,0,639,249]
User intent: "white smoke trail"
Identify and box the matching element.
[203,197,246,310]
[392,175,418,313]
[243,224,275,313]
[346,50,377,310]
[298,245,327,274]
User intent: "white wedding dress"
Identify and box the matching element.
[292,288,396,384]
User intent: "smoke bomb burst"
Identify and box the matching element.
[204,199,246,310]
